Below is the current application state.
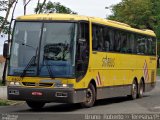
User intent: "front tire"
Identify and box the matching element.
[26,101,45,110]
[81,84,96,108]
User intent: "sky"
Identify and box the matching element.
[0,0,122,55]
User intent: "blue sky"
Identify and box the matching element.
[0,0,122,55]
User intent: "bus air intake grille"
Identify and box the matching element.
[22,82,35,86]
[39,83,53,87]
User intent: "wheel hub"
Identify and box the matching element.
[86,89,93,103]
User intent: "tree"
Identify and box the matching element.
[0,0,16,34]
[36,0,47,14]
[0,16,9,34]
[0,0,9,34]
[23,0,32,15]
[34,1,77,14]
[108,0,160,38]
[107,0,160,55]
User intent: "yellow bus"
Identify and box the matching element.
[4,14,157,109]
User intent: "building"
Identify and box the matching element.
[0,55,5,79]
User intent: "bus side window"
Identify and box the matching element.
[114,31,121,52]
[152,38,156,55]
[92,24,104,51]
[120,32,127,53]
[108,29,114,51]
[137,36,146,54]
[103,27,110,52]
[148,37,153,55]
[92,25,98,50]
[128,34,135,53]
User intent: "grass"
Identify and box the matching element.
[0,80,4,86]
[157,68,160,76]
[0,99,10,106]
[0,81,3,86]
[0,99,23,106]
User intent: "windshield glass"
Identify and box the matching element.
[9,21,77,78]
[9,22,42,76]
[39,22,77,77]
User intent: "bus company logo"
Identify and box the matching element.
[102,55,115,68]
[143,60,149,81]
[150,57,156,61]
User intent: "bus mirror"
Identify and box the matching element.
[78,38,86,43]
[3,41,9,58]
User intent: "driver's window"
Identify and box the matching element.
[76,22,89,79]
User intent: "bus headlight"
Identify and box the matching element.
[15,82,21,86]
[54,83,73,88]
[7,81,21,86]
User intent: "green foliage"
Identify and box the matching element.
[0,99,21,106]
[0,80,3,86]
[157,68,160,76]
[0,16,9,34]
[0,0,10,34]
[108,0,160,38]
[0,0,8,11]
[108,0,160,56]
[0,100,9,106]
[35,1,77,14]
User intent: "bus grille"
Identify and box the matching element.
[22,82,35,86]
[22,82,53,87]
[39,83,53,87]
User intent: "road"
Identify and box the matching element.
[0,79,160,120]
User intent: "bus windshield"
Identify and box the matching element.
[9,21,77,78]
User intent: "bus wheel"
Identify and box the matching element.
[138,81,144,98]
[26,101,45,110]
[81,83,96,108]
[130,81,138,100]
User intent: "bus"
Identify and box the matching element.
[4,14,157,109]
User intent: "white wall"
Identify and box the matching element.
[0,62,4,79]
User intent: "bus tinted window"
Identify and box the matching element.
[114,31,121,52]
[92,24,104,51]
[92,23,156,56]
[103,27,110,51]
[151,37,156,55]
[137,36,146,54]
[120,32,127,53]
[128,34,135,53]
[108,29,115,51]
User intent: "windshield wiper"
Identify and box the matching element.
[44,59,54,78]
[20,47,38,78]
[20,56,36,78]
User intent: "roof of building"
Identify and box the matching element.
[17,13,156,37]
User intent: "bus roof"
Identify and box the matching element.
[17,13,156,37]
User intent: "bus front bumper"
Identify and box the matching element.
[7,86,86,103]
